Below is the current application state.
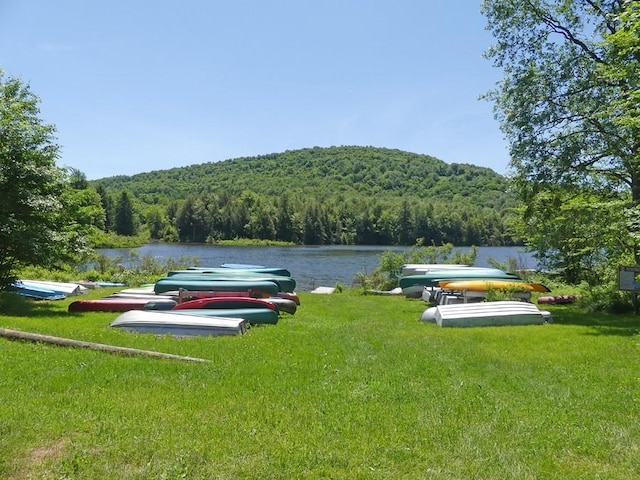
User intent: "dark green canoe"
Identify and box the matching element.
[154,278,280,295]
[169,307,279,325]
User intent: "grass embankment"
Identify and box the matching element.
[1,290,639,479]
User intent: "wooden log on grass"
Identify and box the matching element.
[0,328,209,363]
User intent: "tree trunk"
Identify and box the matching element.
[0,328,209,363]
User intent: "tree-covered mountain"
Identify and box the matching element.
[95,146,513,206]
[92,146,519,246]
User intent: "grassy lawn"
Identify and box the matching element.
[1,289,639,479]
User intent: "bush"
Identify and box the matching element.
[18,252,199,287]
[355,243,478,291]
[578,281,636,313]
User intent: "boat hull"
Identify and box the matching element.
[165,273,296,292]
[399,270,521,289]
[169,307,279,325]
[110,310,248,336]
[178,266,292,277]
[69,298,176,312]
[153,279,280,295]
[433,301,550,327]
[438,280,550,293]
[11,281,67,300]
[19,280,88,296]
[174,297,277,311]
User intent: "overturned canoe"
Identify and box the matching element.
[111,310,248,337]
[69,298,176,312]
[432,301,551,327]
[173,296,277,311]
[169,307,279,325]
[19,280,88,296]
[175,289,301,307]
[537,295,577,304]
[153,278,280,295]
[174,296,297,315]
[11,281,66,300]
[438,280,550,293]
[165,272,296,292]
[179,266,292,277]
[401,263,473,276]
[264,297,297,314]
[399,269,521,289]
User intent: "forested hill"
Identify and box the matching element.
[94,146,513,209]
[92,146,519,246]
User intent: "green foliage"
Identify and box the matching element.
[578,281,636,314]
[17,251,197,286]
[93,146,519,247]
[213,238,294,246]
[141,204,169,240]
[88,230,149,249]
[96,184,116,232]
[114,191,137,236]
[482,0,640,282]
[83,251,199,285]
[95,146,513,207]
[597,2,640,134]
[0,70,89,289]
[356,243,478,291]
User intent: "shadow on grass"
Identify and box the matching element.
[550,305,640,336]
[0,293,70,318]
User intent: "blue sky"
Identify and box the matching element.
[1,1,509,180]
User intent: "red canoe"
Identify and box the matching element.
[68,298,176,312]
[176,289,300,305]
[173,296,277,311]
[537,295,577,305]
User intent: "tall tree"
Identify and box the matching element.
[144,204,170,240]
[397,198,415,245]
[482,0,640,280]
[175,196,199,242]
[61,168,106,235]
[0,70,86,287]
[114,191,137,236]
[96,185,116,232]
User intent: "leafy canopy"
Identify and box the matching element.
[482,0,640,281]
[0,70,88,288]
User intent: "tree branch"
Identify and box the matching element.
[524,0,608,64]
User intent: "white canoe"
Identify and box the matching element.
[117,286,157,295]
[106,292,177,301]
[19,280,88,296]
[401,264,472,276]
[110,310,248,337]
[433,301,552,327]
[402,284,425,298]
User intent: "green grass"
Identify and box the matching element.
[1,290,640,479]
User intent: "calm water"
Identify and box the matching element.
[98,244,537,291]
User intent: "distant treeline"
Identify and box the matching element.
[92,146,520,246]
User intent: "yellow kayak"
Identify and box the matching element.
[438,279,550,293]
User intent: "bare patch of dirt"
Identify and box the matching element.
[6,438,68,480]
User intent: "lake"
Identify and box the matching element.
[97,244,537,292]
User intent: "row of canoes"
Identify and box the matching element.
[403,264,554,327]
[68,264,299,336]
[399,264,550,300]
[399,265,548,292]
